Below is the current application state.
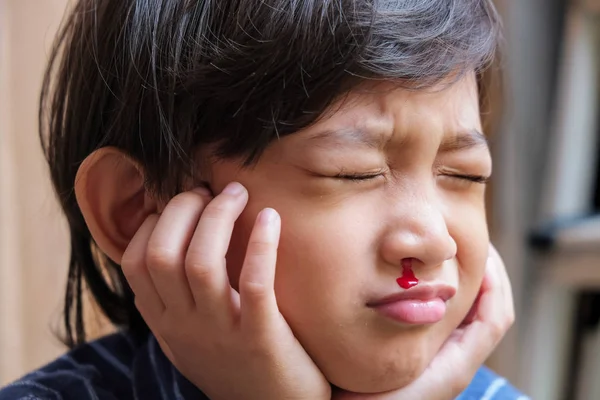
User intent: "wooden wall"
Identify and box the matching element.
[0,0,70,385]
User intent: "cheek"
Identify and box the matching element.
[456,212,488,274]
[274,207,364,303]
[225,193,364,295]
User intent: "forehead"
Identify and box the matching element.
[297,74,483,149]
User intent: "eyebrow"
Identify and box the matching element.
[307,127,489,152]
[439,129,489,153]
[306,127,387,149]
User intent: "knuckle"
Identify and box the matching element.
[147,245,181,271]
[184,253,214,282]
[201,198,235,220]
[121,254,141,278]
[122,267,142,284]
[241,280,269,299]
[167,191,203,210]
[496,307,516,333]
[489,319,506,338]
[505,312,515,328]
[247,240,273,257]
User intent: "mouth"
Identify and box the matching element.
[367,284,457,325]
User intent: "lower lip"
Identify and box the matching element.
[374,298,447,324]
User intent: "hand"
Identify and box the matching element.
[121,183,331,400]
[332,244,514,400]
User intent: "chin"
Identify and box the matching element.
[323,339,434,394]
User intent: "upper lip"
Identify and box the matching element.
[367,284,457,307]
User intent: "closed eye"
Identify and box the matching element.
[444,174,490,184]
[333,170,385,182]
[333,172,489,184]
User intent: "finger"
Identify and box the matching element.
[185,182,247,318]
[240,208,281,334]
[460,254,493,327]
[146,188,212,311]
[460,290,481,327]
[425,259,503,371]
[487,244,506,299]
[489,244,515,325]
[455,258,505,361]
[121,214,165,320]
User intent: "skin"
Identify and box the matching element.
[75,73,513,399]
[209,73,491,391]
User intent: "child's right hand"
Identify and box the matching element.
[120,183,331,400]
[331,244,515,400]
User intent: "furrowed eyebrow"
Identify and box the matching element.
[306,127,488,152]
[439,129,489,153]
[307,127,386,150]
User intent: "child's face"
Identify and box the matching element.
[207,73,489,392]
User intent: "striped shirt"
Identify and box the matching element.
[0,332,528,399]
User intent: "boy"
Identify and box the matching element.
[0,0,525,398]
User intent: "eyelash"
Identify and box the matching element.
[333,171,385,181]
[445,174,490,184]
[334,172,490,184]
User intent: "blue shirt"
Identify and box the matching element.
[0,332,528,399]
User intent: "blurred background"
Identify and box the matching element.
[3,0,600,399]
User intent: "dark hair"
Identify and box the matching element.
[40,0,502,347]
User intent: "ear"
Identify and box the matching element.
[75,147,157,264]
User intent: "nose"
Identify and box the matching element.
[379,195,457,270]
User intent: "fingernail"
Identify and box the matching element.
[222,182,245,196]
[259,208,279,225]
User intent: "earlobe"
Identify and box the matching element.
[74,147,157,264]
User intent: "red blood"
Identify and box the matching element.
[396,260,419,289]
